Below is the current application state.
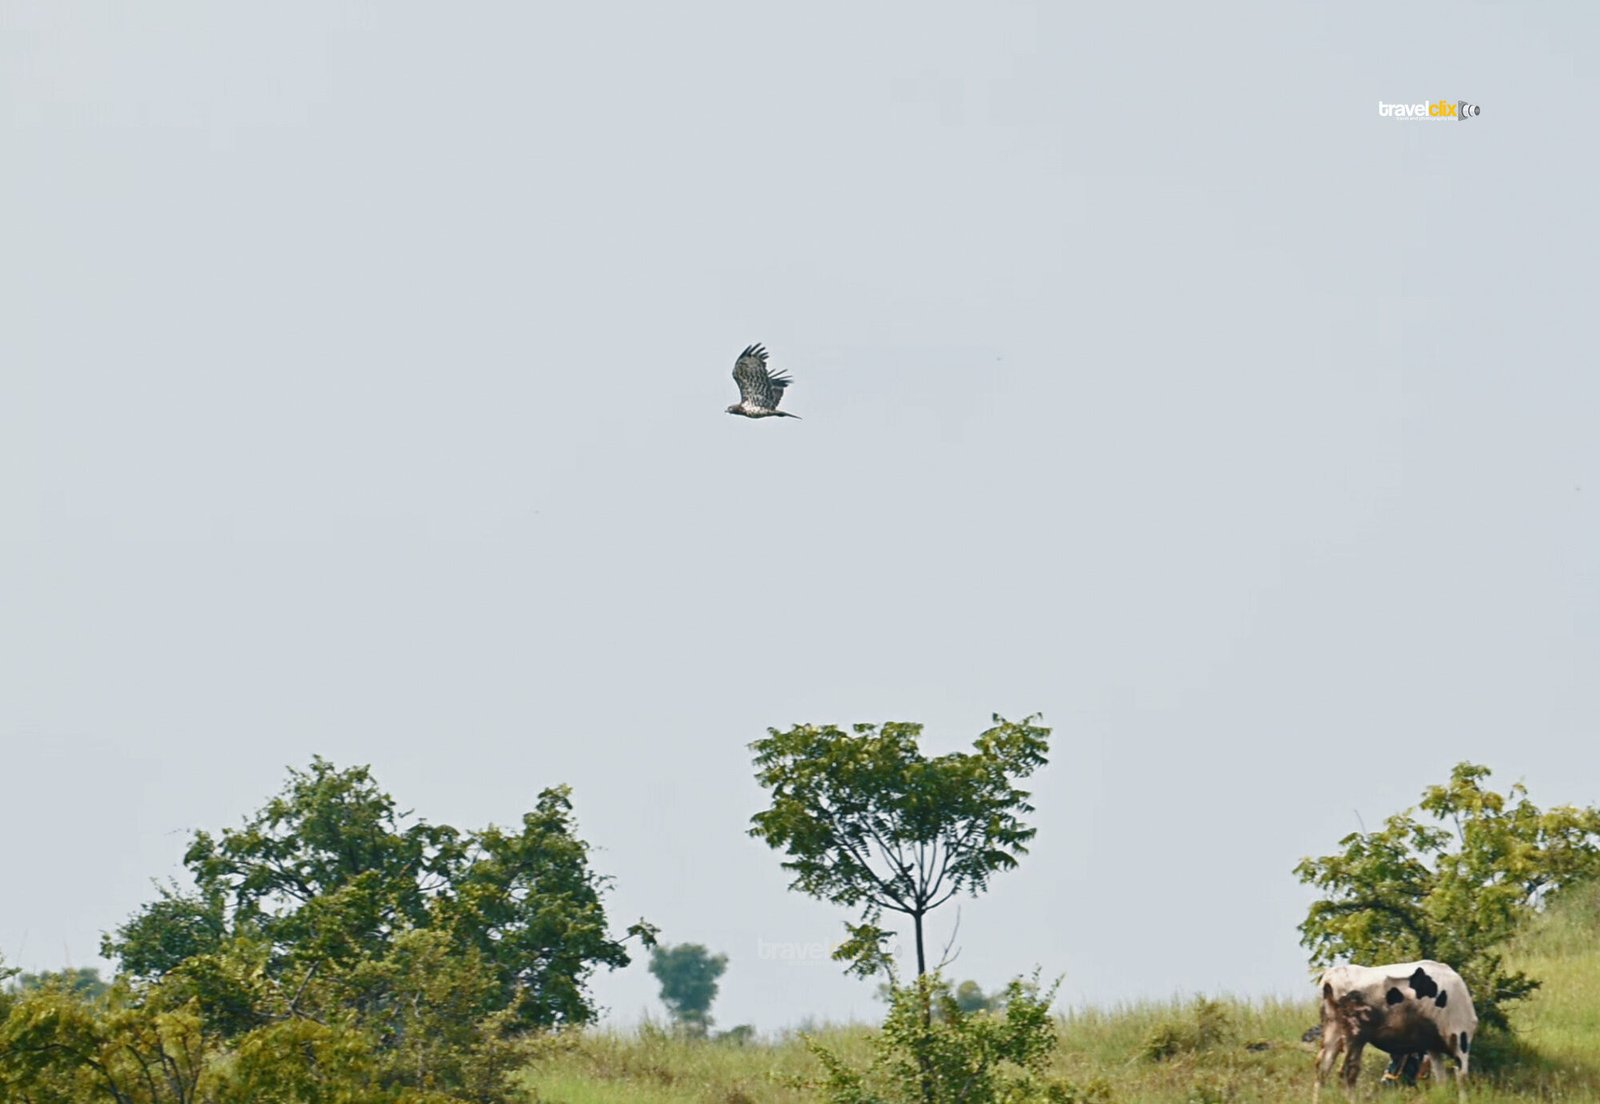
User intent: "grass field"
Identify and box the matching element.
[520,883,1600,1103]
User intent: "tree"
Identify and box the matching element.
[101,883,227,982]
[430,786,656,1028]
[19,967,110,1001]
[104,758,656,1034]
[648,943,728,1035]
[876,978,1001,1017]
[952,980,998,1015]
[749,715,1050,980]
[18,757,658,1103]
[1295,761,1600,1032]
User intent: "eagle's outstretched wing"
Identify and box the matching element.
[732,344,792,410]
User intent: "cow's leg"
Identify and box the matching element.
[1440,1047,1468,1101]
[1340,1040,1366,1099]
[1313,1031,1344,1104]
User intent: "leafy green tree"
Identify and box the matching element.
[102,883,227,981]
[749,715,1050,980]
[648,943,728,1035]
[430,787,655,1028]
[1295,761,1600,1031]
[105,758,656,1035]
[162,757,461,971]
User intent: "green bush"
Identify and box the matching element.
[806,971,1063,1104]
[0,968,540,1104]
[1140,997,1233,1061]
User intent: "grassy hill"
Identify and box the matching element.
[519,881,1600,1102]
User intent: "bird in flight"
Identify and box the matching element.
[726,344,799,419]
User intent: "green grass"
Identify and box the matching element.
[522,884,1600,1102]
[516,1026,876,1104]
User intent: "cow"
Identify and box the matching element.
[1312,960,1477,1100]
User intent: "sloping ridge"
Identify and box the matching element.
[1495,878,1600,1093]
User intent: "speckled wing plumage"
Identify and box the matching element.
[732,344,792,411]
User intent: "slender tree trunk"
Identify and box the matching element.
[912,908,933,1104]
[914,911,927,980]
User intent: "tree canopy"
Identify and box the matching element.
[647,943,728,1035]
[105,757,655,1032]
[749,714,1050,979]
[1295,761,1600,1031]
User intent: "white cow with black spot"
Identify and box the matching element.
[1312,959,1477,1100]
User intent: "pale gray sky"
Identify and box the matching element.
[2,1,1596,1033]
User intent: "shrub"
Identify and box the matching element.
[1140,997,1233,1061]
[807,971,1062,1104]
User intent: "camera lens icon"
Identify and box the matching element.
[1457,100,1482,120]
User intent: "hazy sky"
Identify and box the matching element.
[3,1,1596,1033]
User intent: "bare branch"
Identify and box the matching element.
[934,907,963,973]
